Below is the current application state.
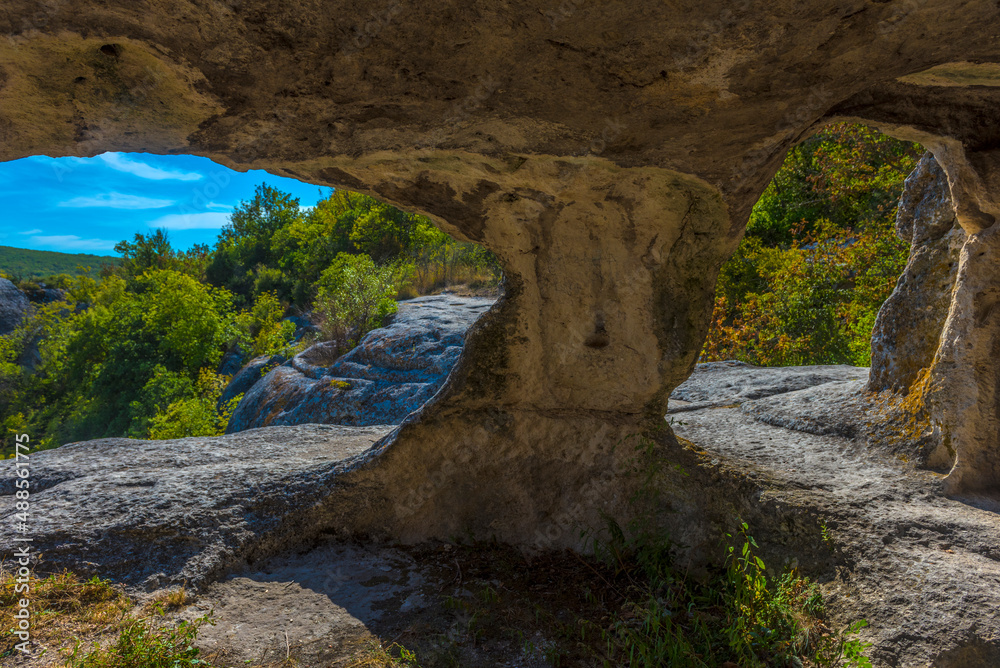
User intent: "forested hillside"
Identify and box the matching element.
[0,245,119,280]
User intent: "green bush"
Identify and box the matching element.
[1,270,238,446]
[66,608,215,668]
[314,253,402,347]
[233,291,296,359]
[598,517,872,668]
[146,369,235,440]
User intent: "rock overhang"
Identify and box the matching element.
[4,7,1000,664]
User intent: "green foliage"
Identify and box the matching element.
[1,270,238,447]
[707,221,908,366]
[0,245,119,281]
[206,184,304,303]
[597,515,870,668]
[233,291,296,359]
[66,608,215,668]
[314,253,402,347]
[706,123,920,366]
[114,229,211,281]
[146,369,236,440]
[206,185,502,309]
[586,435,872,667]
[748,123,921,246]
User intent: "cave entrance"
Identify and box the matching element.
[0,152,501,454]
[701,122,925,370]
[683,122,966,475]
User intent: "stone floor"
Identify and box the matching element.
[670,362,1000,668]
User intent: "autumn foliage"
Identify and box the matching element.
[703,124,923,367]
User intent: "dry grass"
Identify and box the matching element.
[140,587,192,615]
[0,565,132,661]
[344,641,418,668]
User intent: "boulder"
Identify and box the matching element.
[227,296,494,432]
[0,277,29,335]
[218,353,285,409]
[868,154,966,394]
[0,424,391,589]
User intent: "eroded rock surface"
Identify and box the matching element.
[669,361,868,412]
[218,353,284,409]
[868,154,965,394]
[669,363,1000,668]
[0,278,28,335]
[227,295,494,432]
[2,7,1000,666]
[862,151,1000,490]
[0,425,391,589]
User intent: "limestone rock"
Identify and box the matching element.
[868,154,966,394]
[0,278,29,335]
[227,295,493,432]
[218,353,285,409]
[0,424,391,589]
[669,363,1000,668]
[669,361,868,412]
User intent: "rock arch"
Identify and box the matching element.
[3,0,1000,551]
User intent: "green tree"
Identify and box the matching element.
[206,184,304,302]
[114,229,176,277]
[746,123,921,246]
[706,123,919,367]
[13,270,237,444]
[314,253,402,348]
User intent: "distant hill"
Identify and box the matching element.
[0,245,120,280]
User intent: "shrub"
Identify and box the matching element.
[704,221,907,366]
[233,290,296,359]
[705,123,920,367]
[146,369,234,440]
[65,610,215,668]
[313,253,403,347]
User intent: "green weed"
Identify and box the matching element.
[64,607,215,668]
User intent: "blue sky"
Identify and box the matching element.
[0,153,329,256]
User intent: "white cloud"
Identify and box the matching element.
[28,234,117,252]
[148,212,230,230]
[97,153,203,182]
[19,228,43,235]
[59,192,175,210]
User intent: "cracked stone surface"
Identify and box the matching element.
[0,425,391,589]
[671,363,1000,668]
